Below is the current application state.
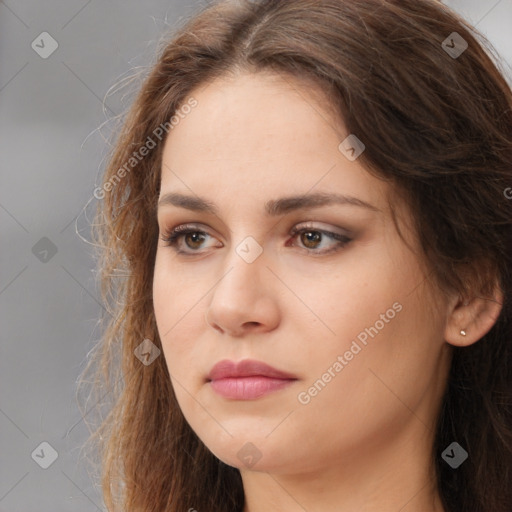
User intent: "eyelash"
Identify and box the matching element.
[159,223,352,256]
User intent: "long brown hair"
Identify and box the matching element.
[80,1,512,510]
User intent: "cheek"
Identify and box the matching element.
[152,254,201,366]
[291,305,443,461]
[153,258,175,340]
[294,251,441,407]
[291,254,398,348]
[153,250,202,325]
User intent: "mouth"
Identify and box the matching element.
[206,359,298,400]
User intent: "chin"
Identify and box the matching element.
[198,430,299,473]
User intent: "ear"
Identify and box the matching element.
[444,279,503,347]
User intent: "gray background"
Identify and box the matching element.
[1,1,511,510]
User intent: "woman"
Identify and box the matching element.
[81,0,512,510]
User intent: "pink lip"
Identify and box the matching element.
[207,359,297,400]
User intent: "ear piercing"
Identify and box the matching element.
[460,299,469,336]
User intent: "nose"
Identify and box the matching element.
[204,246,280,337]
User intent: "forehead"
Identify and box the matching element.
[159,71,389,213]
[164,71,340,157]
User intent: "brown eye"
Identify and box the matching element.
[160,225,219,254]
[300,231,322,249]
[182,232,207,249]
[289,225,352,255]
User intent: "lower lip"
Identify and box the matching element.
[209,377,296,400]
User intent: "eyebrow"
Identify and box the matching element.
[157,191,380,216]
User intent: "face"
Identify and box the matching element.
[153,71,452,474]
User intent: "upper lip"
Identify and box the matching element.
[207,359,297,381]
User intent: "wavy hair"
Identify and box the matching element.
[79,0,512,510]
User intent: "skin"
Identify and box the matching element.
[152,70,502,512]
